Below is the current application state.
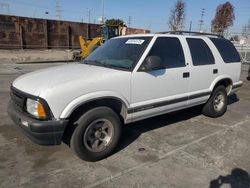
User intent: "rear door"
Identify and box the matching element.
[185,37,219,105]
[209,38,242,83]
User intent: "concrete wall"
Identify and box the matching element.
[0,15,149,49]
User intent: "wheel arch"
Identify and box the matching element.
[210,75,233,95]
[61,95,129,145]
[66,96,128,122]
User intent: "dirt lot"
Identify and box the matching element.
[0,62,250,188]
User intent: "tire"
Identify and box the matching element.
[202,85,228,118]
[70,107,122,162]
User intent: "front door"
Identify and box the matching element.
[130,36,190,121]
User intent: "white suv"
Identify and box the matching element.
[8,31,243,161]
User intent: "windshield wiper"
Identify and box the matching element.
[84,60,128,70]
[84,60,105,67]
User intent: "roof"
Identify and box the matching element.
[116,31,224,39]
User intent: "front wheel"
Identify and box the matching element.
[202,85,228,118]
[70,107,122,161]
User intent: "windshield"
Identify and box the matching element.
[81,37,152,71]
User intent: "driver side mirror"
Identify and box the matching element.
[139,56,165,72]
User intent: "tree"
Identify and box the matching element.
[211,2,235,34]
[168,0,185,31]
[105,19,126,27]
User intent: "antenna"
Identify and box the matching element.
[198,8,205,32]
[55,0,62,20]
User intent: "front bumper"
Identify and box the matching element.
[8,100,68,145]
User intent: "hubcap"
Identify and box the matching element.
[83,119,114,152]
[213,92,225,112]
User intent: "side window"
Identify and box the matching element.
[210,38,241,63]
[145,37,185,69]
[187,38,215,66]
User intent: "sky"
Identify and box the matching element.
[0,0,249,33]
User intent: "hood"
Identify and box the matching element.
[13,63,129,96]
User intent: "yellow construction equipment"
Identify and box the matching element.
[77,36,104,59]
[73,25,126,60]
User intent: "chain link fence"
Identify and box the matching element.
[227,31,250,64]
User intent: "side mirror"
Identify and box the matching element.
[139,56,165,71]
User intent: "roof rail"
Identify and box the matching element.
[157,30,224,38]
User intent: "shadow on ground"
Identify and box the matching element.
[115,94,239,154]
[210,168,250,188]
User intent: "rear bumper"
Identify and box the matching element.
[8,100,68,145]
[230,81,243,95]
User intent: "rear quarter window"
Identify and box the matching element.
[210,38,241,63]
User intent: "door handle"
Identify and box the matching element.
[213,69,218,74]
[183,72,190,78]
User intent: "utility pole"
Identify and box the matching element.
[198,8,205,32]
[86,8,91,39]
[55,0,62,20]
[101,0,105,24]
[128,16,131,28]
[87,8,91,23]
[189,21,192,32]
[128,16,131,34]
[0,2,10,14]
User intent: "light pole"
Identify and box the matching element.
[101,0,104,24]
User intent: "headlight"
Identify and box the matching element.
[26,98,46,119]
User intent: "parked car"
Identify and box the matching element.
[8,31,243,161]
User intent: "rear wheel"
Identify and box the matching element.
[70,107,121,161]
[202,85,227,118]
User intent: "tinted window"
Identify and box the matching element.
[187,38,215,66]
[145,37,185,69]
[210,38,241,63]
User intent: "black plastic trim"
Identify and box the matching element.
[8,100,68,145]
[127,91,211,114]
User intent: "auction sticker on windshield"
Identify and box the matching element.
[126,39,145,45]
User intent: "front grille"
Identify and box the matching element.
[10,87,26,111]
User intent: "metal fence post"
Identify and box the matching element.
[45,20,49,49]
[19,25,24,49]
